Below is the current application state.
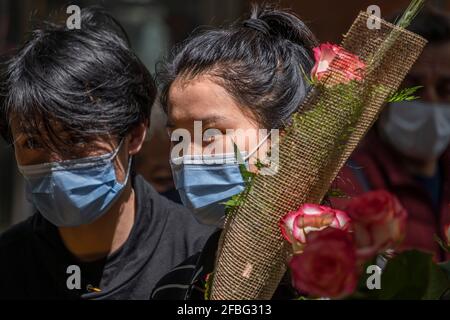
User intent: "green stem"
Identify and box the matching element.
[396,0,426,29]
[366,0,426,76]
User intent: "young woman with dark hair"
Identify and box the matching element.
[152,4,318,299]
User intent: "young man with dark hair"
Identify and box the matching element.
[0,7,214,299]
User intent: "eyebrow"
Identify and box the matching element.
[166,115,228,129]
[14,128,40,140]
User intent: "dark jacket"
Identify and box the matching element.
[331,129,450,261]
[151,230,297,300]
[0,174,215,299]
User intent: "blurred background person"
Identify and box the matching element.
[134,104,181,203]
[332,8,450,261]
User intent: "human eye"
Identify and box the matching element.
[69,136,87,147]
[23,137,44,150]
[202,128,223,147]
[170,130,186,147]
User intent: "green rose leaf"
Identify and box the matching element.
[378,250,450,300]
[439,260,450,276]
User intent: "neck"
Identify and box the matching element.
[58,183,136,262]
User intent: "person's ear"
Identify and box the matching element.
[127,121,148,156]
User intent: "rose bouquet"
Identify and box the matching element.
[280,191,450,300]
[209,0,429,300]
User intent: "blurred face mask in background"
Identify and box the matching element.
[380,101,450,161]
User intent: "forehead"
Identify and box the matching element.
[167,75,257,128]
[10,115,44,136]
[10,116,114,154]
[11,115,64,139]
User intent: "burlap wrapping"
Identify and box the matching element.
[210,12,427,300]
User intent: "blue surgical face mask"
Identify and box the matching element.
[171,134,270,227]
[18,140,132,227]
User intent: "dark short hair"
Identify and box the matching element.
[158,4,317,129]
[0,7,156,155]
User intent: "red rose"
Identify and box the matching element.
[280,204,351,252]
[289,228,359,298]
[346,190,407,260]
[311,43,365,82]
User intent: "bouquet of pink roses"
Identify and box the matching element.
[280,191,450,299]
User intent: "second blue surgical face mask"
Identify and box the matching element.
[380,101,450,161]
[171,134,271,227]
[18,140,132,227]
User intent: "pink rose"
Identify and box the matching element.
[311,43,365,82]
[289,228,359,298]
[345,190,407,260]
[280,204,351,250]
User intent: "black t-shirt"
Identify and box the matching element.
[0,174,215,299]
